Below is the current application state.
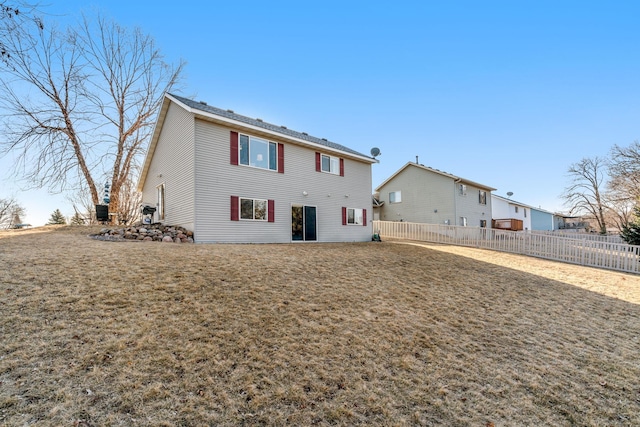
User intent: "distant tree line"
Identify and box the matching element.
[562,141,640,241]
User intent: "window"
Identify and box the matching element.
[316,152,344,176]
[241,198,267,221]
[515,206,519,213]
[322,154,339,174]
[480,219,487,228]
[460,216,467,226]
[157,183,165,221]
[524,209,527,218]
[459,184,467,196]
[342,207,367,226]
[231,196,275,222]
[478,190,487,205]
[389,191,402,203]
[239,134,277,170]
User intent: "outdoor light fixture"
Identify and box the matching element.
[302,191,308,196]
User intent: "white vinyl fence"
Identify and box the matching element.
[373,220,640,274]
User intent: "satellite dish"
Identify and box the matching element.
[506,192,513,198]
[370,147,381,157]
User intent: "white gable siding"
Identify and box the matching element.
[193,119,372,243]
[491,196,512,219]
[491,195,532,230]
[141,102,195,230]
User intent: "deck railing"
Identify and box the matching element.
[372,220,640,274]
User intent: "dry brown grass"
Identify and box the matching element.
[1,227,639,426]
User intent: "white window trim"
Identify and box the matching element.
[156,183,165,221]
[347,207,364,225]
[240,197,268,221]
[389,191,402,204]
[478,190,487,205]
[321,153,340,175]
[459,184,467,196]
[239,133,278,172]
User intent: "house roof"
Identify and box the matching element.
[171,93,374,159]
[138,93,376,191]
[375,162,497,192]
[491,194,556,215]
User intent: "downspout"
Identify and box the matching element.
[454,178,461,226]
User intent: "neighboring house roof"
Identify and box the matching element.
[375,162,496,192]
[138,93,376,191]
[491,194,556,215]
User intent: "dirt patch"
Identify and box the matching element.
[1,226,639,426]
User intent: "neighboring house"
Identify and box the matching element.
[492,194,558,231]
[375,162,495,227]
[491,194,531,231]
[137,93,377,243]
[556,215,591,232]
[530,206,556,231]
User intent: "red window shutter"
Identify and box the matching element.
[315,152,321,172]
[268,199,275,222]
[342,207,347,225]
[363,208,367,226]
[340,158,344,177]
[230,195,239,221]
[278,143,284,174]
[230,131,239,165]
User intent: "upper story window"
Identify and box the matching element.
[515,206,519,213]
[316,152,344,176]
[230,131,284,173]
[389,191,402,203]
[459,184,467,196]
[240,134,277,170]
[478,190,487,205]
[322,154,339,174]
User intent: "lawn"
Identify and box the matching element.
[1,226,639,426]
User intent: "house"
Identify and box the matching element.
[491,194,530,231]
[492,194,559,231]
[530,206,556,231]
[556,215,591,232]
[137,93,377,243]
[374,162,495,227]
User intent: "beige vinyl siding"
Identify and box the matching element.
[141,102,195,230]
[194,119,372,243]
[377,164,492,226]
[455,184,492,227]
[378,166,455,224]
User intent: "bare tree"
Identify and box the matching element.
[67,184,97,225]
[0,12,183,223]
[0,196,25,228]
[561,156,609,234]
[116,174,142,226]
[610,140,640,195]
[0,2,42,62]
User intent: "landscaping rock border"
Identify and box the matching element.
[90,224,194,243]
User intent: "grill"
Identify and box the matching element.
[142,206,156,216]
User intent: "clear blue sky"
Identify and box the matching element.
[2,1,639,226]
